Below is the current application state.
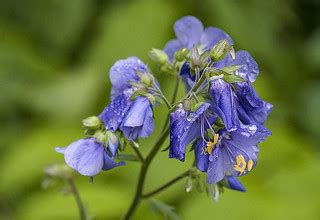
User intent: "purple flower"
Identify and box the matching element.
[218,50,273,125]
[169,103,216,161]
[56,138,124,176]
[209,78,240,132]
[164,16,233,61]
[194,124,271,184]
[99,57,156,140]
[121,96,154,140]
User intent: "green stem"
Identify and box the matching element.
[131,145,145,164]
[162,76,180,132]
[67,178,87,220]
[123,127,170,220]
[141,170,190,198]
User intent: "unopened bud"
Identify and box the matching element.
[149,48,168,65]
[210,39,232,62]
[82,116,102,130]
[190,46,201,68]
[174,48,189,62]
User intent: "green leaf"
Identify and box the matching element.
[149,199,180,220]
[130,88,147,101]
[223,74,244,83]
[222,65,243,73]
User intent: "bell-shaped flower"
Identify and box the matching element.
[56,137,124,176]
[99,57,156,140]
[169,103,216,161]
[209,78,240,132]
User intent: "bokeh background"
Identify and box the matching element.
[1,0,320,219]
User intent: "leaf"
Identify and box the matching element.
[118,154,139,162]
[222,65,243,73]
[223,73,244,83]
[149,199,180,220]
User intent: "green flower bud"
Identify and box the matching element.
[82,116,102,130]
[174,48,189,62]
[210,39,232,62]
[149,48,168,65]
[183,99,192,111]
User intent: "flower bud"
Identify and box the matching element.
[174,48,189,62]
[183,99,192,111]
[190,46,201,68]
[210,39,232,62]
[82,116,102,130]
[149,48,168,65]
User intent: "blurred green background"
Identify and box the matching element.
[1,0,320,219]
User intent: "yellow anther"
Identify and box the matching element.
[206,142,214,155]
[205,133,219,155]
[233,154,246,175]
[213,133,219,145]
[247,159,253,171]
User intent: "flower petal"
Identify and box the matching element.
[206,146,229,183]
[62,138,105,176]
[194,138,209,172]
[210,78,239,131]
[139,105,154,138]
[224,176,246,192]
[99,89,132,131]
[174,16,204,49]
[122,97,150,127]
[109,57,147,96]
[200,27,233,50]
[169,103,211,161]
[164,39,182,61]
[120,97,154,140]
[236,81,273,125]
[102,151,125,170]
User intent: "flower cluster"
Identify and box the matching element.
[56,57,160,177]
[166,16,272,191]
[55,16,272,197]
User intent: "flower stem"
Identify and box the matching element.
[123,75,180,219]
[67,178,88,220]
[131,144,145,164]
[141,169,191,198]
[123,127,170,220]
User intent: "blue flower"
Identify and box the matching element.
[217,50,273,125]
[99,57,156,140]
[56,137,124,176]
[209,78,240,132]
[169,103,216,161]
[164,16,233,61]
[194,124,271,184]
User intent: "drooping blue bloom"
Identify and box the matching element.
[217,50,273,125]
[164,16,233,61]
[99,57,156,140]
[56,137,124,176]
[169,103,216,161]
[194,124,271,184]
[209,78,240,132]
[121,96,154,140]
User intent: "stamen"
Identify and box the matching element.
[233,154,246,175]
[205,133,219,155]
[247,159,253,171]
